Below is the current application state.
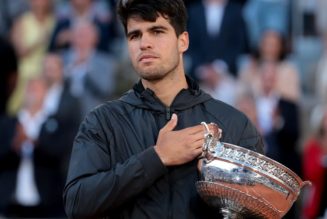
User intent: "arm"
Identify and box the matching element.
[63,110,167,218]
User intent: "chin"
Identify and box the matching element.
[138,70,167,82]
[141,74,166,82]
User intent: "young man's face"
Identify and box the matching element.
[126,14,188,82]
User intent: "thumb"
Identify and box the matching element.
[161,113,178,133]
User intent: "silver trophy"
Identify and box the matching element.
[197,122,311,219]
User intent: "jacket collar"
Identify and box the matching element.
[120,75,211,112]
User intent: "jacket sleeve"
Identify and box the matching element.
[63,110,167,219]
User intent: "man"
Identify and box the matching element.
[186,0,249,78]
[48,0,114,53]
[62,19,117,116]
[63,0,264,218]
[0,54,81,218]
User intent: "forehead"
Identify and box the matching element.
[126,15,172,32]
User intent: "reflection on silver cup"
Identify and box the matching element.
[197,122,311,219]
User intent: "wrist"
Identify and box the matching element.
[154,145,168,166]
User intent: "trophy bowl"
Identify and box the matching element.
[197,122,311,219]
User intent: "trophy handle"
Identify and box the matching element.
[200,122,223,161]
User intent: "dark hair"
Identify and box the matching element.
[117,0,187,36]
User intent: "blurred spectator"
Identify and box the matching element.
[49,0,115,53]
[314,32,327,103]
[239,29,301,103]
[234,83,259,130]
[0,36,18,117]
[33,53,81,217]
[0,53,81,217]
[0,78,49,218]
[0,0,29,35]
[196,60,237,106]
[316,0,327,35]
[62,19,117,115]
[186,0,249,78]
[254,61,301,180]
[250,63,302,219]
[255,61,280,158]
[302,104,327,219]
[8,0,55,115]
[244,0,290,50]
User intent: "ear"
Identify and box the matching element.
[178,31,189,53]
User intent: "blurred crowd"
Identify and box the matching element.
[0,0,327,218]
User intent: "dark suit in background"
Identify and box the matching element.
[186,0,249,78]
[33,85,81,216]
[0,84,81,218]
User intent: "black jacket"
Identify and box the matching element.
[63,77,264,219]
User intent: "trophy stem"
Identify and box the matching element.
[220,208,243,219]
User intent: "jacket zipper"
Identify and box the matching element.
[167,107,172,218]
[166,107,171,120]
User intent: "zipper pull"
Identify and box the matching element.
[166,107,171,120]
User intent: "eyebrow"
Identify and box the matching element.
[149,25,169,32]
[127,29,140,38]
[127,25,169,38]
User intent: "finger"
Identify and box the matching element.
[183,124,205,135]
[192,147,203,157]
[160,113,178,133]
[193,138,205,149]
[188,131,205,142]
[187,138,205,151]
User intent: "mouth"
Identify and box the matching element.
[138,54,159,62]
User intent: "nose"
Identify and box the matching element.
[140,34,153,50]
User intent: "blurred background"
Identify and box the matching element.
[0,0,327,218]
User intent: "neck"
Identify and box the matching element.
[142,66,188,107]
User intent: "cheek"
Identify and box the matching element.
[128,41,138,53]
[128,46,138,63]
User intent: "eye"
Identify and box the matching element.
[153,30,163,35]
[128,33,140,41]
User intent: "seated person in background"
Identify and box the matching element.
[49,0,115,53]
[239,29,301,103]
[62,19,117,116]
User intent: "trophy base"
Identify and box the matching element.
[196,181,281,219]
[220,207,242,219]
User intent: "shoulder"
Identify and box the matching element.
[87,99,133,122]
[77,99,133,136]
[204,98,248,122]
